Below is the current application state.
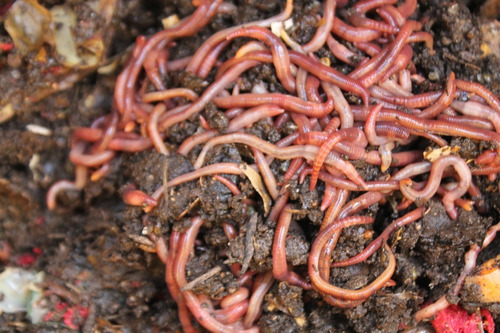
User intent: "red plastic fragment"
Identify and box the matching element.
[0,43,14,52]
[62,305,89,330]
[17,253,36,267]
[430,304,495,333]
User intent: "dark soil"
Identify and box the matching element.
[0,0,499,332]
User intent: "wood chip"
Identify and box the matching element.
[0,104,14,124]
[180,266,222,292]
[240,212,258,274]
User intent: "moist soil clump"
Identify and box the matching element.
[0,0,499,332]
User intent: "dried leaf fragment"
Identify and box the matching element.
[423,146,460,163]
[239,163,271,215]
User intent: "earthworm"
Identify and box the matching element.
[397,0,417,17]
[198,40,231,78]
[69,142,115,167]
[358,20,418,87]
[476,150,498,165]
[226,26,295,93]
[407,31,434,54]
[242,271,273,328]
[186,0,293,74]
[251,147,279,200]
[303,0,336,53]
[213,175,241,196]
[116,0,222,124]
[379,45,413,82]
[370,88,442,108]
[235,41,268,59]
[365,104,390,145]
[309,216,395,300]
[213,300,249,324]
[414,296,449,322]
[456,79,500,113]
[272,205,312,289]
[349,13,399,34]
[90,163,112,182]
[378,78,413,96]
[310,128,367,189]
[400,155,472,219]
[147,103,169,155]
[295,128,368,148]
[332,17,381,42]
[377,5,406,27]
[326,34,357,65]
[353,0,398,14]
[267,187,290,224]
[301,168,399,192]
[437,114,494,131]
[221,288,249,309]
[471,164,500,176]
[223,222,238,240]
[167,163,244,189]
[321,184,337,211]
[227,105,284,132]
[451,100,500,132]
[296,68,308,101]
[338,191,387,219]
[143,46,168,91]
[333,207,425,267]
[324,117,341,133]
[159,60,260,132]
[167,56,192,71]
[108,136,156,152]
[177,130,218,156]
[305,76,322,104]
[283,158,306,181]
[364,104,398,170]
[142,88,198,103]
[354,41,381,56]
[482,222,500,249]
[399,69,413,90]
[225,107,244,119]
[216,50,371,104]
[173,217,258,332]
[91,110,119,153]
[289,51,370,105]
[351,107,500,144]
[213,93,335,118]
[165,231,196,333]
[194,132,368,187]
[415,242,481,322]
[291,112,313,134]
[417,72,456,118]
[122,184,158,209]
[46,180,79,210]
[321,81,354,128]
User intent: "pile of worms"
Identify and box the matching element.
[47,0,500,331]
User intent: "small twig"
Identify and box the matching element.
[176,197,201,220]
[241,212,258,274]
[128,234,157,253]
[82,303,97,333]
[162,159,169,209]
[128,234,155,247]
[180,266,222,292]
